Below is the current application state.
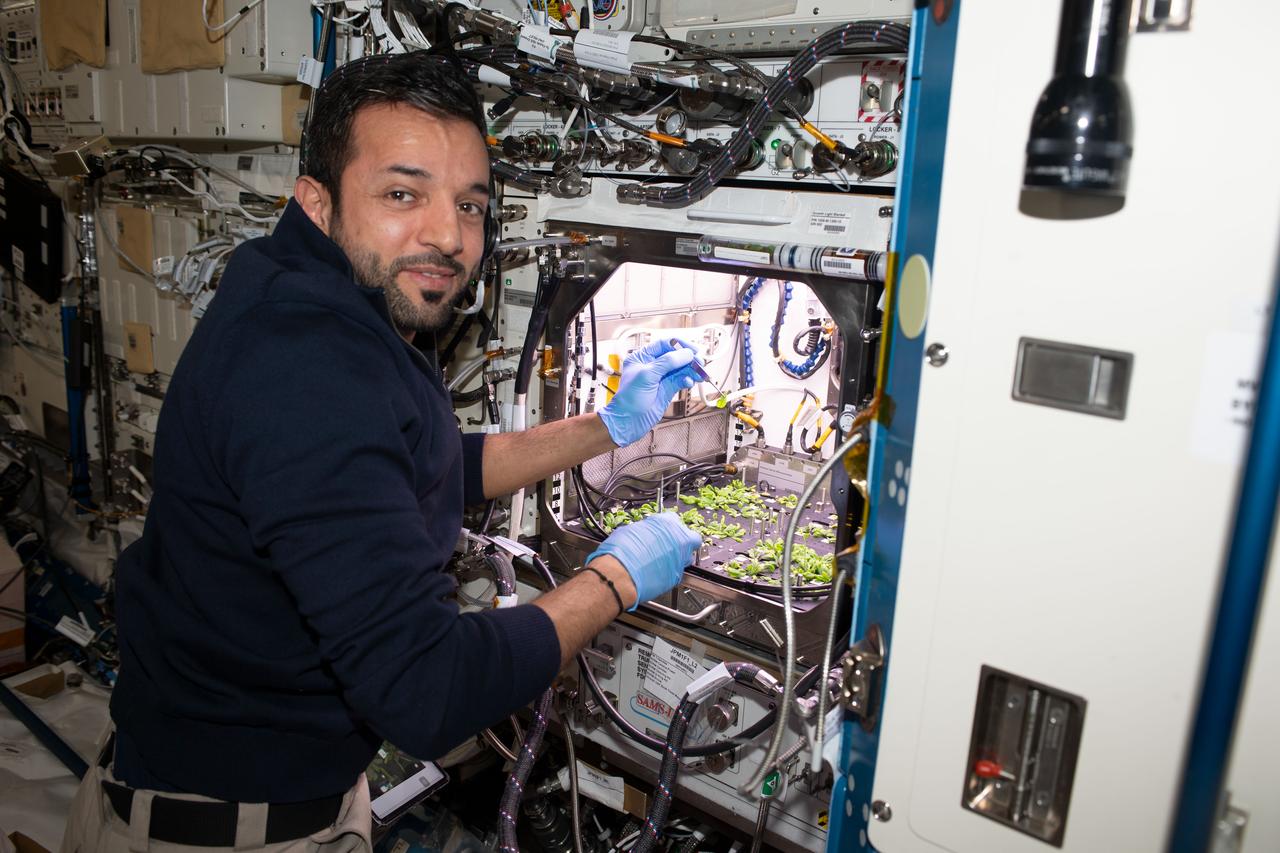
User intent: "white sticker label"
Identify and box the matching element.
[556,761,626,812]
[493,594,519,608]
[808,210,851,237]
[819,253,867,279]
[55,615,95,647]
[713,246,771,266]
[657,71,699,89]
[518,25,567,62]
[685,662,731,704]
[1189,328,1266,465]
[642,637,706,707]
[152,255,174,277]
[297,56,324,88]
[573,30,636,74]
[10,246,24,279]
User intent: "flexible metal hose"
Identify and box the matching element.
[739,431,865,796]
[811,560,854,772]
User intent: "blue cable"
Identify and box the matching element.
[739,277,765,388]
[767,280,829,379]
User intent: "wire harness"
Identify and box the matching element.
[631,662,781,853]
[615,20,910,206]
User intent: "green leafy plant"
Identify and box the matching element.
[723,538,833,584]
[679,479,765,513]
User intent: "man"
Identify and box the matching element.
[61,53,701,853]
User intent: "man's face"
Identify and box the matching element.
[327,103,490,339]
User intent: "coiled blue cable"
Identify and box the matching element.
[739,277,765,387]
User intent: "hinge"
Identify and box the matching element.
[837,623,886,731]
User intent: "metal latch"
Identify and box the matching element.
[837,624,885,731]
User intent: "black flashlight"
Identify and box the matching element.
[1023,0,1134,196]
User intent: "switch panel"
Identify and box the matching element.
[962,666,1086,847]
[1012,337,1133,419]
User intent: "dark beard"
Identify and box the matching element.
[331,220,470,337]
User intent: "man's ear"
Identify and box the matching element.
[294,176,333,236]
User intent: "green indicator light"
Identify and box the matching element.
[770,139,781,150]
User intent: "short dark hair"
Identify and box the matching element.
[302,52,487,202]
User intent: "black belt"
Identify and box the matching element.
[103,781,345,847]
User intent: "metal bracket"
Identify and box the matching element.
[837,623,886,731]
[1211,797,1248,853]
[1136,0,1192,32]
[580,646,616,679]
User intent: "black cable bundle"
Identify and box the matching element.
[631,663,771,853]
[617,20,910,206]
[514,263,560,396]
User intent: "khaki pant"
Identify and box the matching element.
[59,767,372,853]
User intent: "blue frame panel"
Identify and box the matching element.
[827,2,960,850]
[1167,244,1280,851]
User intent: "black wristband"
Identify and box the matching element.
[582,565,626,617]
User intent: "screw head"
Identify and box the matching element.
[872,800,892,821]
[925,342,949,367]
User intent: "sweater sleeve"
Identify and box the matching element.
[460,432,487,505]
[209,301,560,759]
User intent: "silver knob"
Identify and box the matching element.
[703,752,731,774]
[925,342,949,367]
[708,700,739,732]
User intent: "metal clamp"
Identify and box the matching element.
[639,599,723,625]
[838,623,886,731]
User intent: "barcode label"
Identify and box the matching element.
[808,210,851,237]
[819,254,866,279]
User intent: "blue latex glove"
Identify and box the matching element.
[585,513,702,609]
[598,340,701,447]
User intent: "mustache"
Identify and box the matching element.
[389,252,467,278]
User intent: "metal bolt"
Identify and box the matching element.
[878,205,894,218]
[925,342,949,367]
[871,800,892,822]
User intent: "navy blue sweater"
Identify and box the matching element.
[110,201,560,802]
